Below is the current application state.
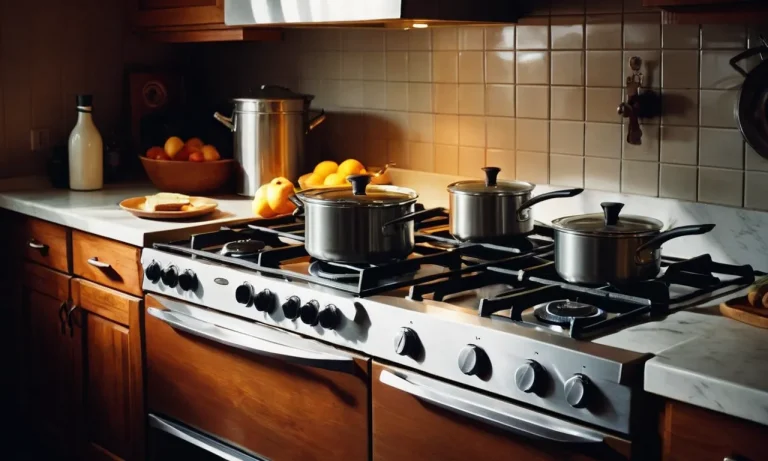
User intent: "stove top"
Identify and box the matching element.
[152,207,757,340]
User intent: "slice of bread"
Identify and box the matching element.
[144,193,190,212]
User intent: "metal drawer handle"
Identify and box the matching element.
[87,257,111,269]
[28,240,48,254]
[147,307,356,373]
[149,414,264,461]
[380,369,606,445]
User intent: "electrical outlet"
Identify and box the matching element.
[30,128,50,152]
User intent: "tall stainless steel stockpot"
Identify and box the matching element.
[214,85,326,196]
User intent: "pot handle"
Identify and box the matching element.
[213,112,235,131]
[307,109,326,133]
[634,224,716,264]
[517,188,584,219]
[288,194,305,216]
[729,45,767,77]
[381,207,447,231]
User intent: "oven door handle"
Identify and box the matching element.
[380,369,607,445]
[147,307,357,373]
[149,414,265,461]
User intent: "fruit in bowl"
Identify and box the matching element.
[298,159,392,190]
[140,136,232,194]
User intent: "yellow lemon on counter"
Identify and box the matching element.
[252,184,276,218]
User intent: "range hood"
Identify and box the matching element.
[224,0,528,27]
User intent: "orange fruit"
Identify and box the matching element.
[267,177,295,212]
[252,184,276,218]
[164,136,185,158]
[313,160,338,179]
[272,198,297,215]
[186,137,204,152]
[146,146,165,159]
[189,152,205,162]
[202,145,220,161]
[175,145,192,161]
[304,173,325,188]
[323,173,346,186]
[337,159,365,177]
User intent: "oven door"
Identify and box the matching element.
[372,362,634,461]
[145,294,370,461]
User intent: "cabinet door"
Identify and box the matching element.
[71,279,144,461]
[134,0,224,28]
[22,263,76,458]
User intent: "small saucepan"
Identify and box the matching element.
[386,166,583,242]
[550,202,716,284]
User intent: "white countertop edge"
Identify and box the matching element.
[645,357,768,426]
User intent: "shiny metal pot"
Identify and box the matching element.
[551,202,716,284]
[214,85,326,196]
[290,175,435,263]
[447,167,583,241]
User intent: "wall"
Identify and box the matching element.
[0,0,177,178]
[194,1,768,211]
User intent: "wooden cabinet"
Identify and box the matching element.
[21,262,77,459]
[71,278,145,461]
[642,0,768,23]
[661,400,768,461]
[131,0,282,43]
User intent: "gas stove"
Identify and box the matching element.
[141,209,757,435]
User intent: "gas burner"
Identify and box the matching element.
[219,239,266,258]
[308,260,419,281]
[533,300,607,325]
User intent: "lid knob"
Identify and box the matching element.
[347,174,371,196]
[601,202,625,226]
[482,167,501,187]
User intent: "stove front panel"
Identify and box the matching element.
[142,248,648,434]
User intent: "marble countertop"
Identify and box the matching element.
[597,291,768,426]
[0,179,256,246]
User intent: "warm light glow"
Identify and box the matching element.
[412,23,428,29]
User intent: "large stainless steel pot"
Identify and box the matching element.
[290,175,441,263]
[214,85,326,196]
[551,202,715,284]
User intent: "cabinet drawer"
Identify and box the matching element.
[72,230,143,296]
[20,217,69,273]
[71,278,141,327]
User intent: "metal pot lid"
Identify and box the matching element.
[237,85,311,101]
[551,202,663,236]
[299,175,417,206]
[232,85,313,113]
[447,167,535,196]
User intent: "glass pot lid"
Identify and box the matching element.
[551,202,663,236]
[299,174,417,207]
[447,167,535,196]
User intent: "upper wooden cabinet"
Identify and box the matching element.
[131,0,282,43]
[643,0,768,23]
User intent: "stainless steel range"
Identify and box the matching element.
[141,209,756,460]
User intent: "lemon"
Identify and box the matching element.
[313,160,339,179]
[323,173,347,186]
[337,159,365,178]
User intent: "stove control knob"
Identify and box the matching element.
[178,270,198,291]
[161,265,179,288]
[458,345,490,377]
[515,360,544,394]
[235,283,254,305]
[318,305,341,330]
[394,327,420,358]
[300,300,320,326]
[254,289,276,313]
[564,374,591,409]
[145,261,162,283]
[282,296,301,320]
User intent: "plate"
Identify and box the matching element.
[120,196,219,220]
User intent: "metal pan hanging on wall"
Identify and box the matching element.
[731,41,768,160]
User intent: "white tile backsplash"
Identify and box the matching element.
[745,171,768,211]
[219,16,767,212]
